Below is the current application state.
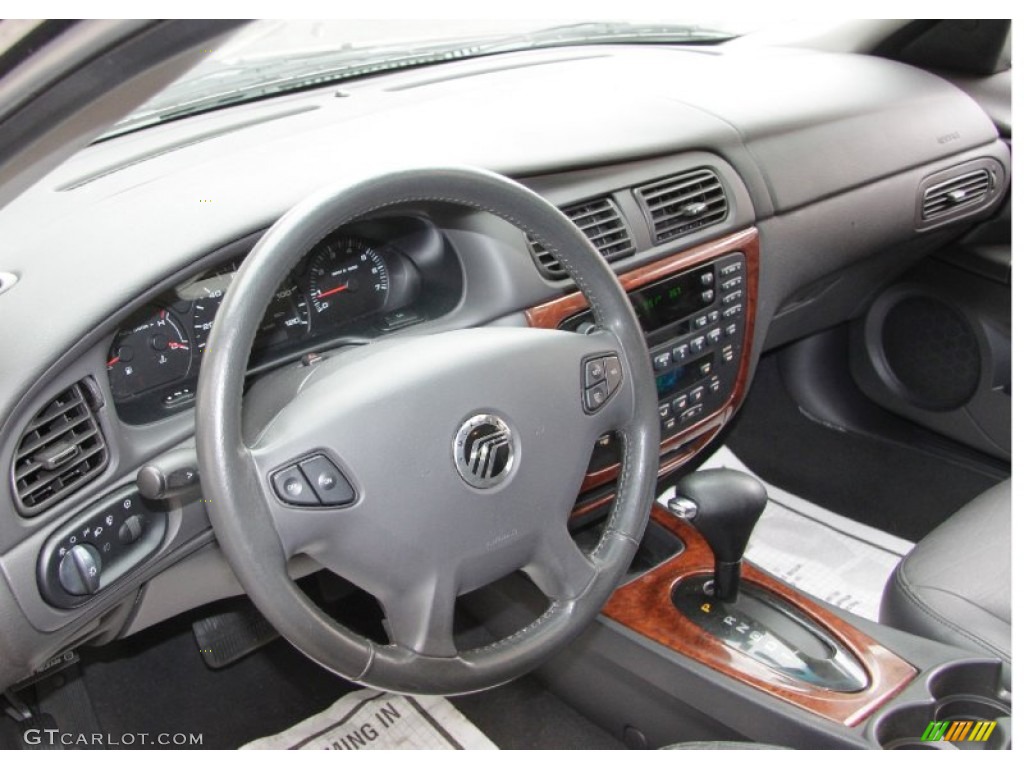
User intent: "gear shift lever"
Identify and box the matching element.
[668,468,767,602]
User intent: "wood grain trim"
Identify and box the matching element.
[603,505,917,726]
[526,227,760,502]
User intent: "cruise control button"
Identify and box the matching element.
[602,355,623,393]
[271,466,319,506]
[584,358,606,387]
[299,455,355,506]
[584,381,610,412]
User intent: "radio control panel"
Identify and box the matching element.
[562,252,747,442]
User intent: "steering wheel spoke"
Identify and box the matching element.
[523,525,599,601]
[377,573,459,658]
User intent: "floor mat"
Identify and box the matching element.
[242,688,496,750]
[80,600,621,749]
[662,447,914,621]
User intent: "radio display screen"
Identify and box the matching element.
[631,268,714,333]
[656,353,713,398]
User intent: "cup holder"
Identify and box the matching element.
[873,661,1011,750]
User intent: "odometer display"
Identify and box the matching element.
[307,237,390,325]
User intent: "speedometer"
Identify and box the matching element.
[307,237,390,325]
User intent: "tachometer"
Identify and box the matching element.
[307,237,390,325]
[107,309,192,399]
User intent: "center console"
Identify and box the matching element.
[527,228,759,505]
[513,228,1011,748]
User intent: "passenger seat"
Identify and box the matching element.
[880,479,1011,664]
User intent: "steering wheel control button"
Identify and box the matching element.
[582,354,623,413]
[585,381,610,411]
[298,455,355,506]
[453,414,516,489]
[272,466,320,507]
[584,358,606,387]
[603,355,623,392]
[58,544,102,596]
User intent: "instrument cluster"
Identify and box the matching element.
[107,220,460,424]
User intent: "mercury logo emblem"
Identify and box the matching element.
[453,414,515,489]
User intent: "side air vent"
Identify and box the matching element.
[13,380,108,515]
[922,169,993,221]
[917,158,1005,229]
[635,168,728,243]
[529,197,634,280]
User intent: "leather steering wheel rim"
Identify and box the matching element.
[195,166,660,694]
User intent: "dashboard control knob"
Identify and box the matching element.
[58,544,102,596]
[118,514,144,544]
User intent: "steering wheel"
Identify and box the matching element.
[195,167,660,694]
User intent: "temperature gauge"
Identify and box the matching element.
[107,309,192,400]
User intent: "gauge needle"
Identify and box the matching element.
[315,283,350,300]
[168,342,189,350]
[107,356,120,367]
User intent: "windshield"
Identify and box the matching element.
[107,19,757,137]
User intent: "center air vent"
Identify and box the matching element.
[635,168,728,243]
[13,380,108,515]
[529,197,634,280]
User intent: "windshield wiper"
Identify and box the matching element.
[101,21,734,139]
[476,21,734,52]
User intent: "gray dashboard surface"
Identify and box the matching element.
[0,45,998,431]
[0,39,1008,686]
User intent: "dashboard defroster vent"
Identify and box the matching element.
[635,168,728,243]
[13,380,108,515]
[529,197,634,279]
[921,169,994,221]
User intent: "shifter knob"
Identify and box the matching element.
[669,468,767,602]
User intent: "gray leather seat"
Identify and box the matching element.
[880,479,1011,663]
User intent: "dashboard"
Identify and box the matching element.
[0,39,1010,691]
[106,217,462,424]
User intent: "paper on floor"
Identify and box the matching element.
[242,687,497,750]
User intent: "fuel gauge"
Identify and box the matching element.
[107,309,192,400]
